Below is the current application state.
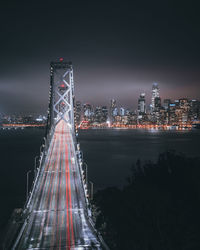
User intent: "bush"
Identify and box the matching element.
[94,151,200,250]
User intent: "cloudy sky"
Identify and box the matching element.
[0,0,200,114]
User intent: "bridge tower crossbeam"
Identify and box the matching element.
[47,60,75,133]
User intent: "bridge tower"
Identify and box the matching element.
[46,59,75,134]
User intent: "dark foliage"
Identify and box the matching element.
[94,151,200,250]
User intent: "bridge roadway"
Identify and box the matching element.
[17,120,101,249]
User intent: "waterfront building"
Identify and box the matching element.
[128,112,137,125]
[126,109,130,115]
[94,106,102,123]
[120,107,125,116]
[151,82,159,112]
[169,103,177,124]
[159,108,169,125]
[179,98,189,111]
[102,106,108,122]
[115,115,122,123]
[110,99,117,122]
[121,115,129,124]
[163,99,171,110]
[113,107,118,117]
[138,93,146,115]
[189,100,200,121]
[154,97,161,111]
[174,99,180,107]
[83,103,93,121]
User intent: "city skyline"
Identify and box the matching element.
[1,79,200,115]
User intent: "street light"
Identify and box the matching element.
[34,156,39,178]
[43,137,47,154]
[26,170,31,201]
[84,162,88,186]
[40,144,44,154]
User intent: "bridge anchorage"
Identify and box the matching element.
[4,60,108,250]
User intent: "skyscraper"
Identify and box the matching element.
[102,106,108,122]
[83,103,93,121]
[120,107,125,116]
[154,97,161,111]
[138,93,146,114]
[113,107,118,116]
[110,99,117,122]
[94,106,102,123]
[163,99,171,110]
[151,83,159,112]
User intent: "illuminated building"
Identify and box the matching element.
[179,98,189,111]
[83,103,93,121]
[113,107,118,117]
[120,107,125,116]
[138,93,146,115]
[102,106,108,122]
[110,99,117,122]
[174,99,180,107]
[94,106,102,123]
[169,103,177,124]
[159,108,169,125]
[189,100,200,121]
[121,115,129,124]
[151,82,159,112]
[155,97,161,111]
[163,99,171,110]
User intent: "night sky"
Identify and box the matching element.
[0,0,200,114]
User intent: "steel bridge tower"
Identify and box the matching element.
[46,59,75,134]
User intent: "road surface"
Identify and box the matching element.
[16,120,101,249]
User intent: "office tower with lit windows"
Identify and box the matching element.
[189,100,200,121]
[155,97,161,111]
[120,107,125,116]
[94,106,102,123]
[151,82,159,112]
[83,103,93,121]
[138,93,146,115]
[110,99,117,122]
[113,107,118,116]
[102,106,108,122]
[179,98,189,111]
[163,99,171,110]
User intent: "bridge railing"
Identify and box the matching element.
[24,126,54,211]
[73,133,110,250]
[11,126,55,249]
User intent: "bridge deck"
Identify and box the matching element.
[17,120,101,249]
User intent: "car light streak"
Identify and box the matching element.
[16,120,103,249]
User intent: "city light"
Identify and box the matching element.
[74,83,200,130]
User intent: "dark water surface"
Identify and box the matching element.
[0,127,200,239]
[79,128,200,189]
[0,128,45,239]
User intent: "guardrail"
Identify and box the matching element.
[24,126,54,211]
[73,132,109,250]
[12,126,55,249]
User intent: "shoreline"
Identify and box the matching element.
[78,124,197,131]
